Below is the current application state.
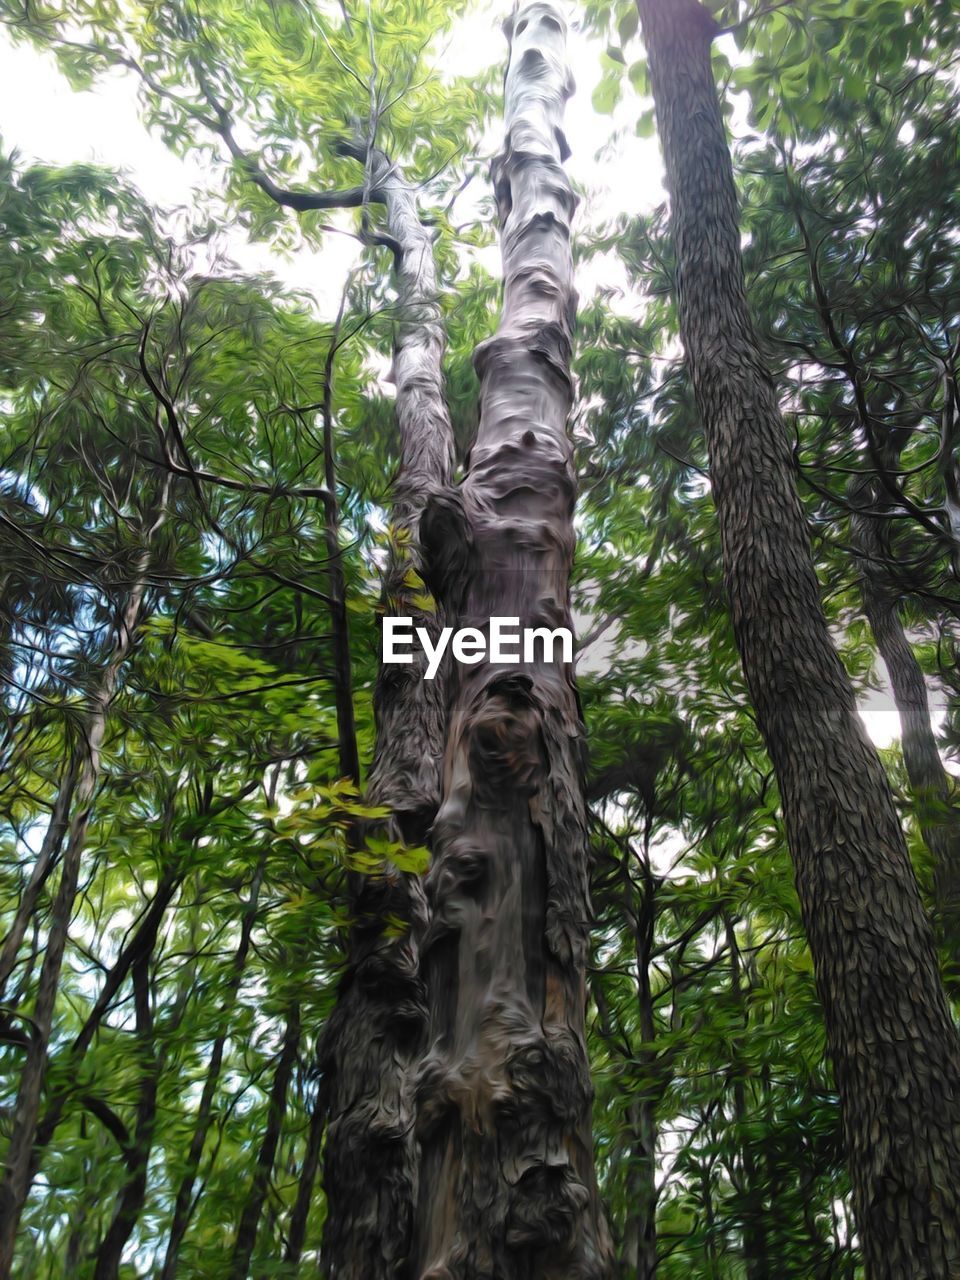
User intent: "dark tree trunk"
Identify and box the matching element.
[283,1082,326,1268]
[722,915,767,1280]
[228,1000,301,1280]
[411,6,612,1275]
[851,486,960,966]
[160,859,266,1280]
[624,843,658,1280]
[0,753,78,1005]
[321,294,361,789]
[92,955,158,1280]
[636,2,960,1275]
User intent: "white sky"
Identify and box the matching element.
[0,7,944,754]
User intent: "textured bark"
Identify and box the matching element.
[622,1098,657,1280]
[0,477,172,1280]
[411,7,612,1276]
[637,2,960,1275]
[851,487,960,966]
[318,148,454,1278]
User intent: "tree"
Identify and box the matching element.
[2,0,960,1276]
[635,0,960,1274]
[410,5,612,1275]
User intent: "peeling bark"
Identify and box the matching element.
[411,7,612,1276]
[637,2,960,1274]
[319,150,454,1278]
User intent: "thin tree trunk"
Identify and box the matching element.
[228,1000,301,1280]
[722,915,767,1280]
[786,179,960,959]
[159,858,266,1280]
[0,477,172,1279]
[851,487,960,962]
[318,145,453,1277]
[627,840,658,1280]
[637,2,960,1274]
[92,954,158,1280]
[321,291,361,789]
[8,864,184,1239]
[411,6,612,1275]
[0,753,79,1005]
[283,1083,326,1269]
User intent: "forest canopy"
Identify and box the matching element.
[0,1,959,1278]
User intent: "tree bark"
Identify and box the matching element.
[321,290,361,789]
[636,3,960,1275]
[318,149,454,1278]
[411,6,612,1275]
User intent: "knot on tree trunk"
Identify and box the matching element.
[420,486,474,610]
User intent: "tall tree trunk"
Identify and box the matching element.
[318,146,453,1277]
[411,6,612,1275]
[228,1000,302,1280]
[0,477,172,1279]
[851,485,960,965]
[636,3,960,1275]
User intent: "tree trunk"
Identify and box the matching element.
[411,6,612,1275]
[722,915,767,1280]
[321,291,361,789]
[160,858,266,1280]
[318,147,454,1278]
[0,753,78,1005]
[626,845,658,1280]
[636,3,960,1275]
[283,1082,326,1269]
[228,1000,301,1280]
[0,476,172,1280]
[851,486,960,966]
[92,954,158,1280]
